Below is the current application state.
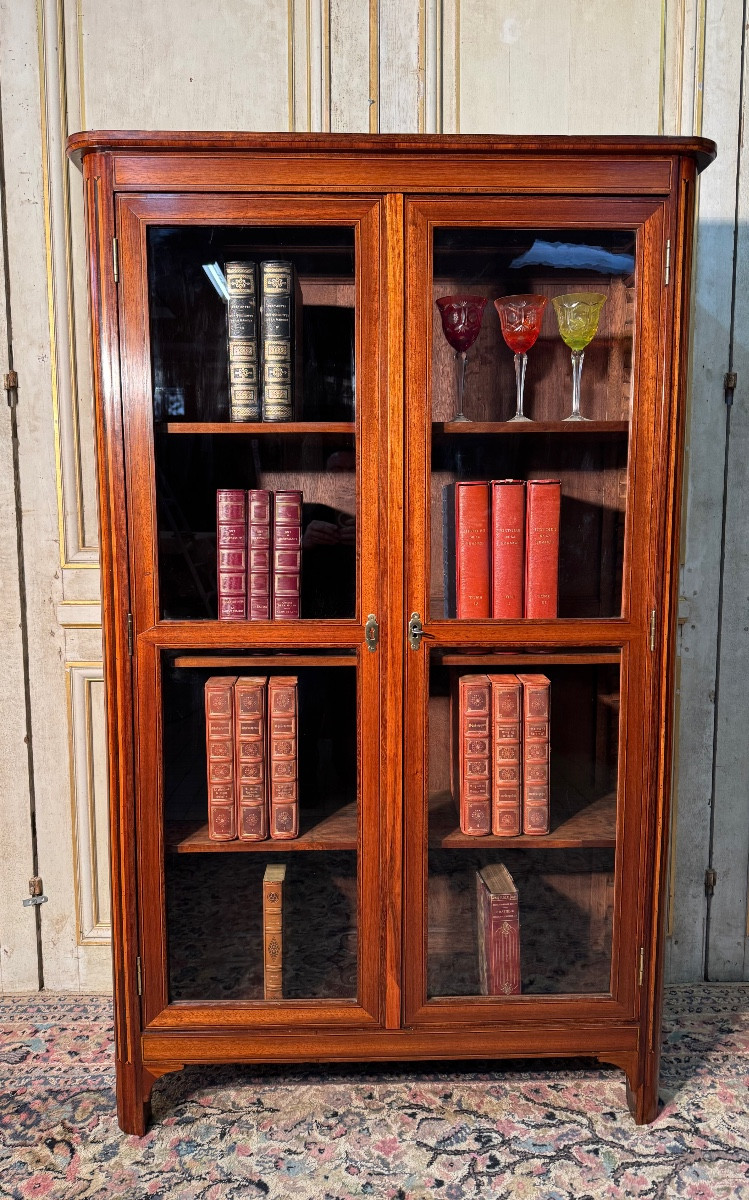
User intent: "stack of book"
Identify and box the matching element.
[205,675,299,841]
[226,260,303,422]
[453,673,550,837]
[217,488,302,621]
[443,479,561,619]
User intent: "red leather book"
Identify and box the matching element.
[247,489,272,621]
[517,673,551,835]
[455,482,491,619]
[234,676,268,841]
[491,480,525,619]
[268,675,299,838]
[272,490,302,619]
[205,676,237,840]
[476,863,521,995]
[457,674,491,836]
[524,480,561,619]
[217,489,247,621]
[488,674,522,836]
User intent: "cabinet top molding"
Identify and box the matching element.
[67,130,716,174]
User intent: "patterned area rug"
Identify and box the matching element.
[1,985,748,1199]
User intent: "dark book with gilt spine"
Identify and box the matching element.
[248,489,272,621]
[525,480,561,619]
[272,490,303,619]
[234,676,268,841]
[456,674,492,836]
[517,673,551,835]
[225,261,259,421]
[260,260,302,421]
[488,674,522,837]
[217,489,247,621]
[491,480,525,619]
[476,863,521,995]
[263,863,286,999]
[205,676,238,841]
[268,675,299,838]
[455,482,491,619]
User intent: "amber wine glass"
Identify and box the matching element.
[494,294,547,422]
[552,292,607,422]
[436,295,487,423]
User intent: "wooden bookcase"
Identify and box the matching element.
[68,132,715,1134]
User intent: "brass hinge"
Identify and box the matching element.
[724,372,737,406]
[136,956,142,996]
[705,867,717,897]
[638,946,644,987]
[112,236,119,283]
[649,608,657,652]
[664,239,671,286]
[127,612,133,656]
[364,613,379,652]
[22,876,48,908]
[4,369,18,405]
[408,612,424,651]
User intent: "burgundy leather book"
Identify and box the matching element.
[455,482,491,619]
[524,480,561,619]
[517,673,551,835]
[234,676,268,841]
[457,674,491,836]
[488,674,522,836]
[272,490,302,619]
[217,489,247,621]
[248,489,272,621]
[476,863,521,995]
[268,675,299,838]
[205,676,238,841]
[491,480,525,619]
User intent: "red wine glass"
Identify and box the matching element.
[494,294,547,422]
[436,295,488,423]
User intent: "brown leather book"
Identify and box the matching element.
[488,674,522,836]
[491,480,525,619]
[455,482,491,619]
[205,676,238,840]
[524,480,561,619]
[457,674,492,835]
[272,490,302,619]
[268,675,299,838]
[248,489,272,621]
[217,489,248,621]
[263,863,286,999]
[234,676,268,841]
[225,260,259,421]
[476,863,521,995]
[517,673,551,835]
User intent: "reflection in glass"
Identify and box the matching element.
[436,295,487,423]
[552,292,607,422]
[494,294,547,423]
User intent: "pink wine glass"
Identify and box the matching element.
[494,294,547,422]
[436,295,488,423]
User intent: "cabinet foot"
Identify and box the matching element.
[116,1062,184,1135]
[625,1070,660,1125]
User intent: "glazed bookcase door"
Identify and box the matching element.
[115,194,385,1030]
[403,196,668,1025]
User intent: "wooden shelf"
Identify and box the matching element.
[429,790,616,849]
[159,421,355,435]
[173,654,356,669]
[434,420,629,436]
[438,651,620,666]
[166,801,358,853]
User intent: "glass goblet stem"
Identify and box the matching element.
[511,352,530,422]
[453,349,469,423]
[567,349,589,422]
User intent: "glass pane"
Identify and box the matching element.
[427,648,619,997]
[162,652,358,1002]
[431,228,634,620]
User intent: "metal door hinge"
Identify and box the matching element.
[664,239,671,286]
[649,608,657,652]
[22,877,48,908]
[4,370,18,405]
[638,946,644,987]
[408,612,424,651]
[127,612,133,656]
[136,956,142,996]
[364,613,379,652]
[705,867,717,897]
[724,372,737,405]
[112,237,119,283]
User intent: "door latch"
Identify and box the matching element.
[22,877,48,908]
[364,613,379,652]
[408,612,424,651]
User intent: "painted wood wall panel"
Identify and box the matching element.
[330,0,372,133]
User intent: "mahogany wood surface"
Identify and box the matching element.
[68,131,710,1133]
[167,801,357,853]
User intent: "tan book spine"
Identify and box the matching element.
[263,863,286,999]
[234,676,268,841]
[517,673,551,835]
[268,675,299,838]
[457,674,491,836]
[204,676,238,840]
[476,864,521,995]
[488,674,522,836]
